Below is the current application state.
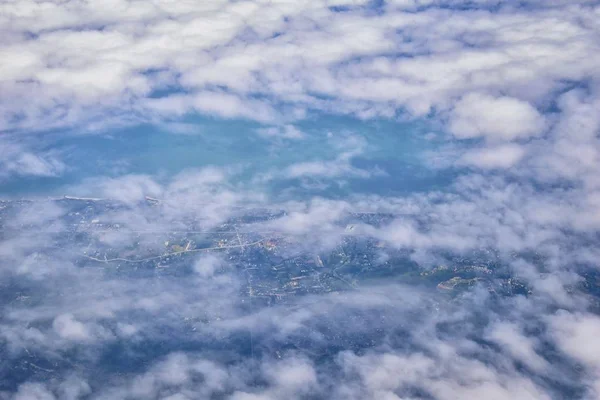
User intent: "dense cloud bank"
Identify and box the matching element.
[2,0,600,399]
[1,171,599,399]
[1,0,600,131]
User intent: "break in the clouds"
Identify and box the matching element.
[2,0,600,399]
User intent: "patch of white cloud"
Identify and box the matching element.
[0,0,598,133]
[256,125,305,140]
[449,93,546,141]
[459,143,526,169]
[193,254,225,278]
[1,0,600,399]
[0,140,65,180]
[52,314,93,342]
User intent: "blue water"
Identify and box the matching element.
[0,114,455,200]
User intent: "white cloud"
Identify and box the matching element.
[13,383,56,400]
[193,254,224,278]
[58,376,91,400]
[460,143,526,169]
[93,175,163,204]
[547,311,600,398]
[52,314,92,342]
[335,344,553,400]
[0,140,65,180]
[256,125,305,140]
[548,312,600,370]
[486,322,548,373]
[2,1,600,399]
[275,133,382,181]
[0,0,598,132]
[449,93,546,141]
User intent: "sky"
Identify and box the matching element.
[2,0,600,399]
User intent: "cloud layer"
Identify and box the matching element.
[1,0,600,399]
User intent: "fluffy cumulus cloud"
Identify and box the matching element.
[0,0,599,132]
[1,0,600,399]
[449,93,546,141]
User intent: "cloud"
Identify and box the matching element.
[547,312,600,398]
[256,125,305,140]
[459,143,526,169]
[52,314,93,342]
[266,133,383,183]
[2,1,600,399]
[449,93,546,141]
[0,140,65,180]
[548,311,600,370]
[13,383,56,400]
[283,156,372,179]
[88,175,163,204]
[485,321,549,373]
[193,254,224,278]
[1,0,598,132]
